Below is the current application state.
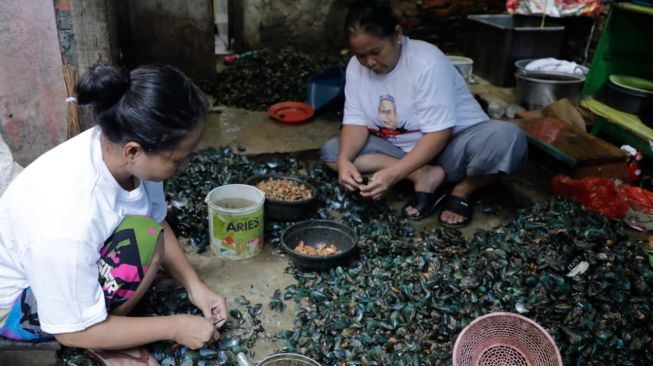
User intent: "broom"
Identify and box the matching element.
[63,63,80,140]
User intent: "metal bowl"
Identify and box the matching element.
[237,352,321,366]
[514,58,537,72]
[599,75,653,124]
[281,220,358,271]
[245,174,317,221]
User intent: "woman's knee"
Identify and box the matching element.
[460,122,528,177]
[487,122,528,154]
[487,122,528,171]
[501,123,528,161]
[320,138,340,163]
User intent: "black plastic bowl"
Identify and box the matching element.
[245,174,317,221]
[281,220,358,271]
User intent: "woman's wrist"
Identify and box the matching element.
[387,163,406,182]
[186,278,206,295]
[169,314,189,341]
[337,156,353,167]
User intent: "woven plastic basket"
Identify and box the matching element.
[453,312,563,366]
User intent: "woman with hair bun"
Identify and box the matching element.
[0,64,225,364]
[321,1,528,226]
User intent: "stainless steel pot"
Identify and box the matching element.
[515,69,585,110]
[237,352,321,366]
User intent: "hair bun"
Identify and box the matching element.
[76,64,130,110]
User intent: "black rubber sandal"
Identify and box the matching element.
[438,195,473,228]
[402,188,449,221]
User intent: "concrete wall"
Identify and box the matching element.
[230,0,503,53]
[115,0,215,79]
[70,0,114,72]
[232,0,349,52]
[0,0,67,166]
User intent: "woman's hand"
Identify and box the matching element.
[337,159,363,191]
[188,282,227,328]
[360,168,399,200]
[172,314,220,349]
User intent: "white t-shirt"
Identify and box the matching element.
[0,126,167,334]
[343,37,488,153]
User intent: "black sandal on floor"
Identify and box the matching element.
[439,195,473,228]
[402,188,449,221]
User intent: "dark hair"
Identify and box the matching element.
[345,1,398,40]
[76,63,208,153]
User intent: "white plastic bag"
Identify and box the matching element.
[525,58,589,76]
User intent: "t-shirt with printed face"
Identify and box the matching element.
[343,36,488,153]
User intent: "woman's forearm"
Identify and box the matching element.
[392,129,451,179]
[55,314,178,350]
[337,125,369,163]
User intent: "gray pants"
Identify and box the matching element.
[320,120,528,182]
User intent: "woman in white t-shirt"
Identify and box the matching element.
[0,64,225,364]
[321,1,527,226]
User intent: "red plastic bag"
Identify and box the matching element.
[617,186,653,214]
[551,175,629,218]
[506,0,600,17]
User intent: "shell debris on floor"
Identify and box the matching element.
[56,147,653,366]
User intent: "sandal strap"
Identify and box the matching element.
[403,188,450,220]
[412,191,437,214]
[442,195,473,217]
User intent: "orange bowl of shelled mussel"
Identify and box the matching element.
[245,174,317,221]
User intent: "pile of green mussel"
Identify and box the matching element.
[199,48,346,111]
[60,148,653,365]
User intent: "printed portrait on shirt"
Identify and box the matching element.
[373,95,409,138]
[378,95,398,130]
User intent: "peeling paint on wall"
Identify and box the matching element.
[0,0,67,165]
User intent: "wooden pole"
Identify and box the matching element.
[63,64,80,140]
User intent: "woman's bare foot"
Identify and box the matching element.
[439,190,471,226]
[439,174,498,226]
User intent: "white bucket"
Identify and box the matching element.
[205,184,265,260]
[447,55,474,80]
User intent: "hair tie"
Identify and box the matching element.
[65,97,78,104]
